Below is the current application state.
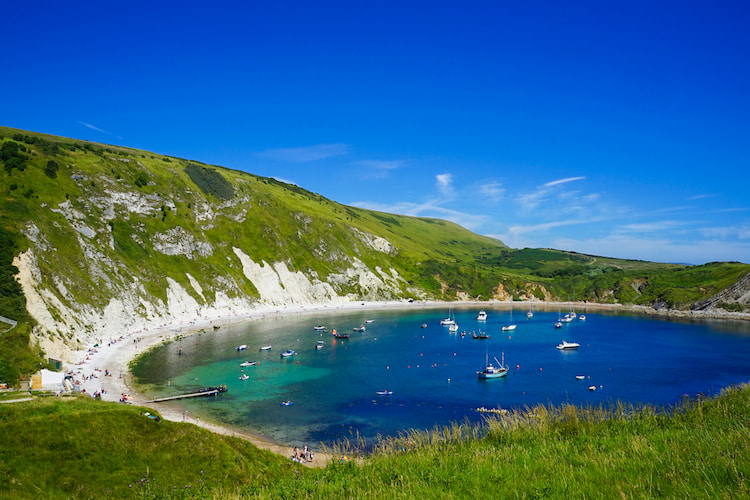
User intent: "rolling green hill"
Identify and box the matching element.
[1,125,748,384]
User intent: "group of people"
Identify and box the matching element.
[291,445,313,463]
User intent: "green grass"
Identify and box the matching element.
[2,385,750,498]
[0,396,295,499]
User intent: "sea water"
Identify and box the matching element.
[131,305,750,449]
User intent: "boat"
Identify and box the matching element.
[579,314,587,321]
[420,323,428,329]
[332,329,350,339]
[473,332,490,340]
[353,324,366,332]
[477,351,508,379]
[555,297,570,325]
[315,340,325,350]
[527,296,533,319]
[313,325,327,331]
[440,308,456,326]
[235,344,248,351]
[259,343,272,351]
[569,292,577,319]
[476,407,509,415]
[448,323,459,332]
[239,374,249,380]
[280,400,293,406]
[501,303,516,331]
[575,375,585,380]
[561,294,574,321]
[477,310,487,321]
[280,349,296,358]
[556,340,580,350]
[376,390,393,396]
[589,385,596,391]
[365,319,375,323]
[240,361,258,367]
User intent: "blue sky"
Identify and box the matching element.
[3,1,749,265]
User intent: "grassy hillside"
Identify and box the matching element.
[1,125,748,385]
[2,386,749,498]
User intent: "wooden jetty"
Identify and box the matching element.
[145,385,227,403]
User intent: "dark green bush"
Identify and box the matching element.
[185,163,235,200]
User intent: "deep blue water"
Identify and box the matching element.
[132,305,750,449]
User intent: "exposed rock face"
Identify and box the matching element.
[153,227,214,258]
[14,219,417,362]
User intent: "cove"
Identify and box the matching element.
[131,305,750,449]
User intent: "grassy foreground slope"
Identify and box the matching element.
[1,385,749,499]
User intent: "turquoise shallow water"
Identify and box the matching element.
[132,305,750,449]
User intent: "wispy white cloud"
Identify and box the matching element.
[551,234,750,265]
[256,144,350,162]
[436,173,453,196]
[544,176,585,187]
[699,224,750,240]
[688,194,715,200]
[78,121,112,135]
[478,180,506,202]
[350,199,490,231]
[518,176,587,212]
[353,160,405,179]
[648,206,693,215]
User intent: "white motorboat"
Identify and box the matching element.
[240,361,258,367]
[556,340,580,350]
[477,310,487,321]
[448,323,459,332]
[235,344,248,351]
[239,374,249,380]
[280,349,295,358]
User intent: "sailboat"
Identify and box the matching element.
[477,351,508,379]
[554,297,564,328]
[526,296,533,319]
[501,303,517,331]
[440,307,456,326]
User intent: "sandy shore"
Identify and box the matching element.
[68,299,749,467]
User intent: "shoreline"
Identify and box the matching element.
[69,299,749,466]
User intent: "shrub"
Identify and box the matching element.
[185,163,235,200]
[44,160,59,179]
[134,172,149,187]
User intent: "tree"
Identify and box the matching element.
[44,160,59,179]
